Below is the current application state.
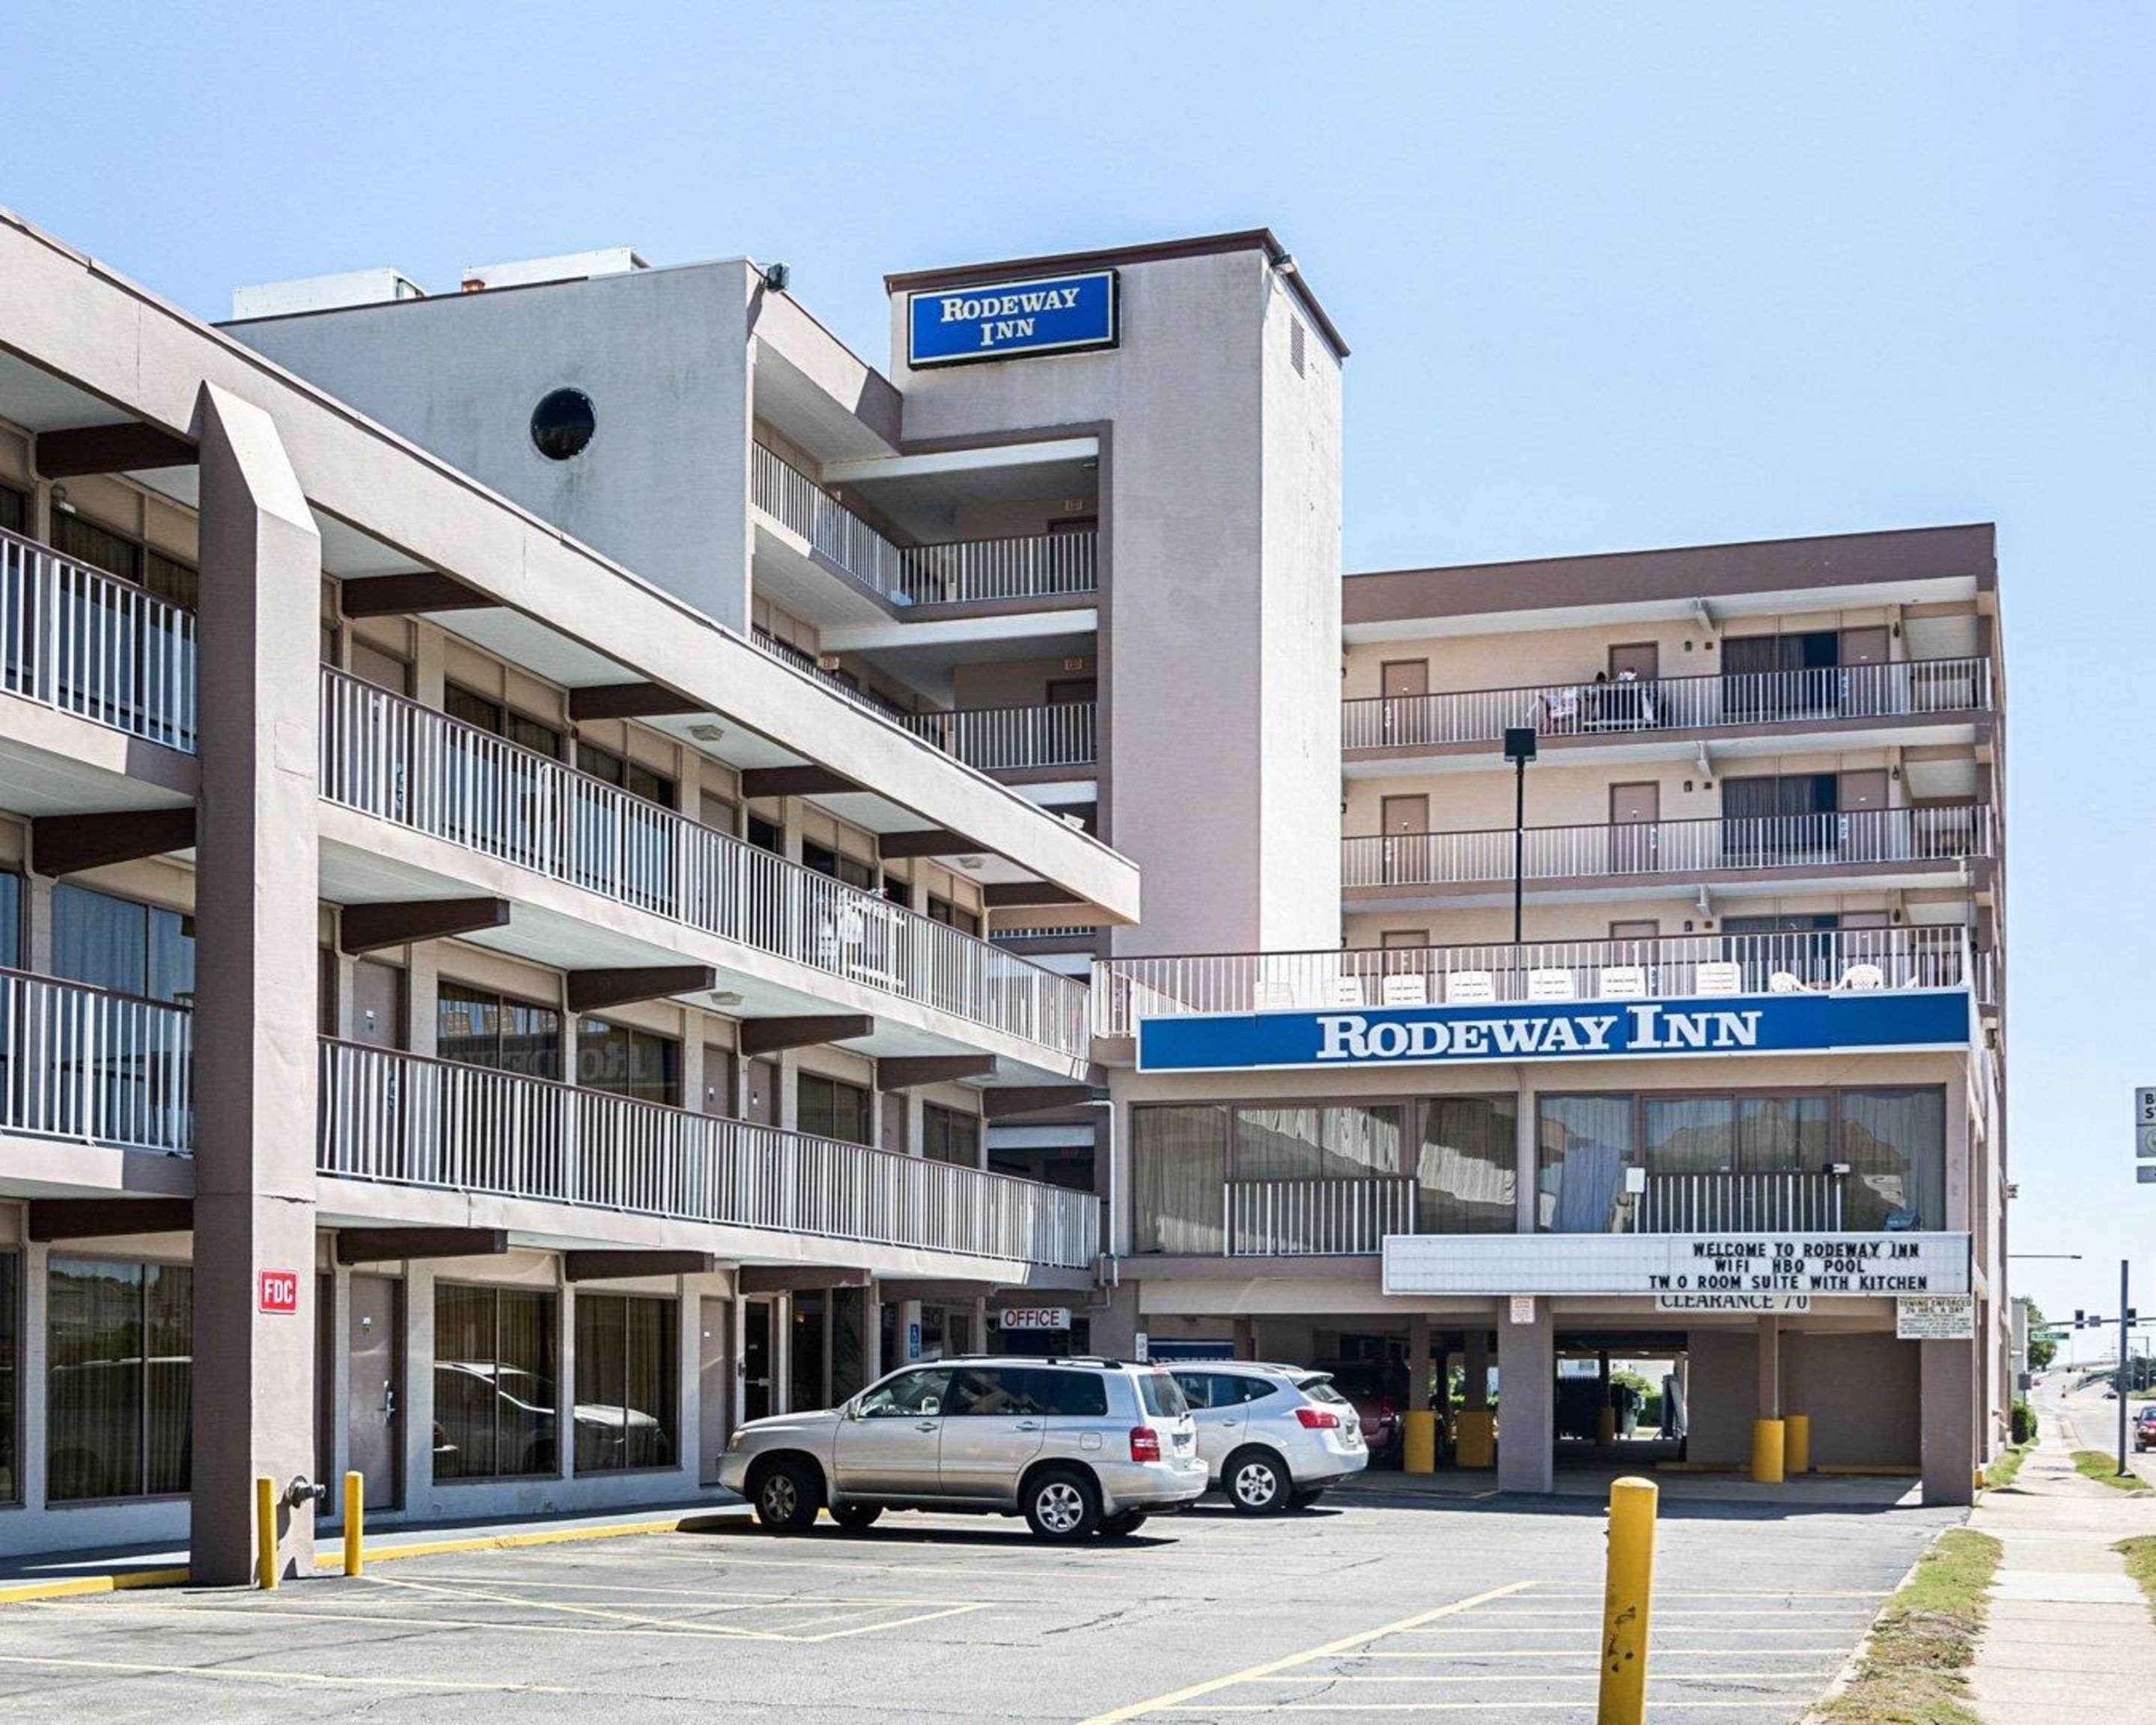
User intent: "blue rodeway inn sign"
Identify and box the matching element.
[907,270,1118,368]
[1134,989,1971,1074]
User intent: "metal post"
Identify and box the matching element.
[1598,1476,1657,1725]
[1512,753,1526,946]
[255,1476,278,1590]
[2122,1259,2132,1478]
[344,1471,365,1576]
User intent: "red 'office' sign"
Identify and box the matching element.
[258,1271,299,1315]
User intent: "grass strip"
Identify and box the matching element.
[2072,1449,2152,1491]
[1816,1527,2002,1725]
[1982,1445,2030,1490]
[2116,1537,2156,1624]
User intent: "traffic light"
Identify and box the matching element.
[2077,1309,2088,1328]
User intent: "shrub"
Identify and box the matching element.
[2011,1399,2037,1445]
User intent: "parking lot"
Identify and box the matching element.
[0,1482,1955,1722]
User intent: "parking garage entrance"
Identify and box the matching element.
[1553,1330,1688,1471]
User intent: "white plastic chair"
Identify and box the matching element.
[1768,971,1807,994]
[1446,970,1496,1005]
[1598,965,1647,1000]
[1327,974,1367,1006]
[1380,973,1431,1006]
[1839,963,1886,992]
[1254,980,1297,1011]
[1696,961,1744,997]
[1527,968,1577,1001]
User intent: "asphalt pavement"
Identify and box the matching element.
[0,1481,1958,1722]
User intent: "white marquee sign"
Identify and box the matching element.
[1383,1232,1971,1299]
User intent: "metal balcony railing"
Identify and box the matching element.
[752,442,1096,607]
[0,968,193,1156]
[901,702,1097,772]
[1632,1170,1846,1234]
[1224,1175,1416,1256]
[1343,806,1994,889]
[0,525,197,752]
[1091,927,1977,1035]
[1343,657,1993,752]
[319,1041,1100,1268]
[317,669,1090,1062]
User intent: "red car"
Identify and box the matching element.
[2134,1406,2156,1452]
[1315,1360,1406,1464]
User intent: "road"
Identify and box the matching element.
[0,1481,1956,1722]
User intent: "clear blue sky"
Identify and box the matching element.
[5,3,2150,1323]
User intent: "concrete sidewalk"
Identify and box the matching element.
[1968,1402,2156,1723]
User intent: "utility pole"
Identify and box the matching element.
[2122,1259,2133,1478]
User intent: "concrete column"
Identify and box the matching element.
[1407,1315,1432,1413]
[325,1265,352,1514]
[406,945,439,1058]
[896,1298,923,1363]
[1920,1338,1976,1506]
[1756,1318,1782,1417]
[21,1241,48,1513]
[1232,1316,1256,1361]
[404,1266,436,1511]
[23,874,51,973]
[864,1286,883,1382]
[1496,1299,1554,1494]
[557,1272,578,1476]
[1087,1280,1140,1360]
[188,384,323,1586]
[1465,1330,1491,1411]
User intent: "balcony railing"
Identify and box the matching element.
[317,669,1089,1062]
[901,702,1097,772]
[1344,806,1993,889]
[0,525,197,752]
[0,968,192,1156]
[320,1041,1100,1268]
[752,442,1096,607]
[1225,1175,1416,1256]
[1091,927,1978,1035]
[1343,657,1993,752]
[1633,1170,1845,1234]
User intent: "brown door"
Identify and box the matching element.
[1610,782,1660,874]
[1839,769,1890,857]
[1381,660,1429,698]
[351,961,404,1049]
[1607,644,1660,731]
[881,1098,909,1157]
[1380,794,1429,886]
[1379,660,1429,744]
[347,1275,402,1511]
[744,1057,779,1127]
[1608,643,1659,681]
[700,1045,737,1118]
[698,1297,731,1482]
[1839,627,1890,666]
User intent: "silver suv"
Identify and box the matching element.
[719,1357,1206,1542]
[1168,1362,1369,1512]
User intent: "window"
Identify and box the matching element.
[0,1253,16,1503]
[1233,1105,1403,1182]
[746,815,785,855]
[0,871,20,970]
[51,883,194,1003]
[52,512,139,584]
[445,684,562,757]
[1173,1371,1270,1411]
[803,840,875,891]
[927,895,979,937]
[798,1072,872,1146]
[531,388,597,461]
[573,1294,678,1473]
[1535,1095,1635,1233]
[350,640,411,697]
[433,1285,558,1479]
[578,1019,679,1106]
[1138,1372,1190,1418]
[1414,1097,1517,1233]
[1133,1105,1229,1254]
[859,1367,951,1418]
[439,982,562,1081]
[46,1258,191,1501]
[945,1367,1048,1417]
[922,1104,979,1167]
[577,741,675,809]
[1840,1088,1946,1231]
[0,483,27,535]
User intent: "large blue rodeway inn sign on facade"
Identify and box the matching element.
[1134,988,1973,1074]
[907,270,1119,368]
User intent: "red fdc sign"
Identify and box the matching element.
[258,1270,299,1315]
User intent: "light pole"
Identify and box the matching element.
[1502,727,1538,947]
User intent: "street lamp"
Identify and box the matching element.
[1502,727,1538,946]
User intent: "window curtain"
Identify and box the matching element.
[1414,1097,1517,1232]
[1736,1095,1831,1174]
[52,883,147,995]
[46,1257,189,1502]
[1642,1098,1735,1175]
[1536,1096,1635,1232]
[0,1254,16,1503]
[1840,1089,1946,1229]
[434,1285,559,1481]
[1231,1107,1402,1182]
[496,1289,558,1476]
[142,1264,192,1495]
[1133,1105,1228,1254]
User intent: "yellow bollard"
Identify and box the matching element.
[1403,1409,1437,1474]
[1598,1475,1657,1725]
[255,1476,278,1590]
[343,1471,365,1576]
[1455,1409,1496,1469]
[1751,1417,1786,1484]
[1784,1413,1811,1476]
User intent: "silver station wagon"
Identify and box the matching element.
[720,1356,1206,1541]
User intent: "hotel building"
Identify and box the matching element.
[0,210,2002,1576]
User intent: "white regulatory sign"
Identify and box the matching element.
[999,1307,1071,1333]
[1655,1292,1811,1314]
[2140,1087,2156,1128]
[1897,1294,1976,1341]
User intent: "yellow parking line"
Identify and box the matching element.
[0,1651,565,1693]
[1154,1704,1812,1714]
[1354,1649,1852,1659]
[0,1566,189,1604]
[1080,1582,1535,1724]
[1263,1672,1832,1684]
